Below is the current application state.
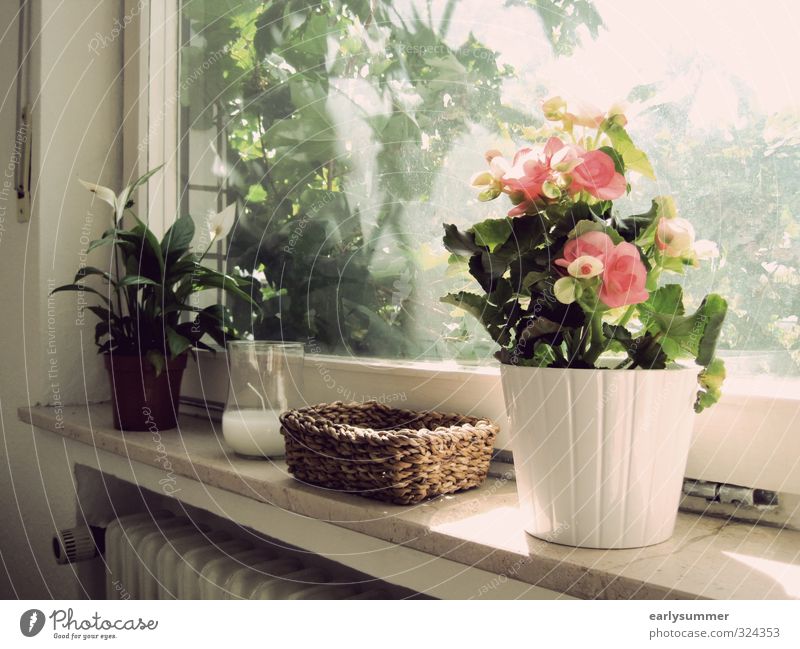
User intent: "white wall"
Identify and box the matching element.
[0,0,123,598]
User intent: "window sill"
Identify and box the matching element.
[19,403,800,600]
[184,351,800,498]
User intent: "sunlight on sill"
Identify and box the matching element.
[723,551,800,598]
[430,505,530,553]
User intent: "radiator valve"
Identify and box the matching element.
[52,526,105,564]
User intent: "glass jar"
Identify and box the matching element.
[222,341,305,457]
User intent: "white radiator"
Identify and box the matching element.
[105,512,393,600]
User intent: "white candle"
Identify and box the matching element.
[222,409,285,458]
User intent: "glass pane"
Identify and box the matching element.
[178,0,800,375]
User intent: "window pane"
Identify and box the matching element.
[179,0,800,375]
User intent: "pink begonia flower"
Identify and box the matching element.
[549,143,585,173]
[542,137,626,200]
[656,216,696,257]
[502,147,552,216]
[498,136,627,215]
[599,242,649,308]
[555,231,615,269]
[570,149,627,200]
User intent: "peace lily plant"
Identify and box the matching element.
[52,168,259,430]
[442,97,727,412]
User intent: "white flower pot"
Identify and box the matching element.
[501,364,698,549]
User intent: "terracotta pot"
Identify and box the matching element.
[104,353,188,431]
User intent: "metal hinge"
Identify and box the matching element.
[683,479,779,510]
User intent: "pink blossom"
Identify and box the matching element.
[502,147,552,216]
[599,242,649,308]
[555,231,615,270]
[570,150,627,200]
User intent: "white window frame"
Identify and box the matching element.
[123,0,179,238]
[129,1,800,502]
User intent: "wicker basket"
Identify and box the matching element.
[280,401,499,505]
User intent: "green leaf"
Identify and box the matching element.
[531,341,558,367]
[94,320,109,345]
[521,271,548,292]
[695,358,726,413]
[133,224,165,276]
[640,284,685,332]
[603,324,667,369]
[471,217,513,253]
[441,291,511,345]
[245,184,267,203]
[74,266,117,286]
[656,253,690,275]
[598,145,625,174]
[603,323,633,346]
[165,257,200,284]
[165,326,192,360]
[86,236,115,254]
[189,267,259,307]
[643,293,727,364]
[146,349,166,377]
[85,304,115,321]
[253,1,284,59]
[118,275,160,287]
[696,294,728,366]
[469,250,512,294]
[442,223,481,257]
[612,200,659,243]
[50,283,111,305]
[85,227,132,253]
[602,122,655,179]
[280,13,329,71]
[161,213,195,261]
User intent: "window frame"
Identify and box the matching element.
[131,0,800,501]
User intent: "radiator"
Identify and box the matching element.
[105,512,394,600]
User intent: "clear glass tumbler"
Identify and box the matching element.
[222,341,305,457]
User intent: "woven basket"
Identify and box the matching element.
[280,401,499,505]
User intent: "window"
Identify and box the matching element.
[130,1,800,498]
[174,0,799,377]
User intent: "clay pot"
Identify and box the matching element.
[104,353,188,431]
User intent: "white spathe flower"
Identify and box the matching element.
[78,179,128,220]
[208,203,236,241]
[656,216,695,257]
[78,167,162,222]
[567,255,604,279]
[554,276,578,304]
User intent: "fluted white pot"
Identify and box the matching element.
[501,365,698,549]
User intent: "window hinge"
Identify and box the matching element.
[683,478,779,510]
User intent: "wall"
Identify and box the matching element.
[0,0,123,598]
